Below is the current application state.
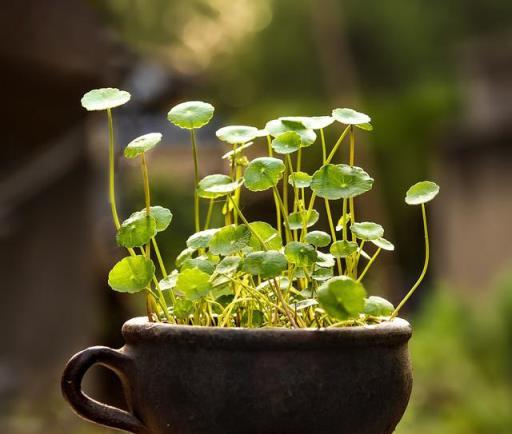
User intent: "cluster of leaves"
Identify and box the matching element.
[81,87,439,328]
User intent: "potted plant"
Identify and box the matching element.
[62,88,440,434]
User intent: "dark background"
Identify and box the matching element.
[1,1,512,433]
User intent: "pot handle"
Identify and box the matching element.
[61,346,148,434]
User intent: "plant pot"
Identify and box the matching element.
[62,317,413,434]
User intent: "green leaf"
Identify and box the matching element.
[332,108,371,125]
[271,131,301,154]
[242,251,288,279]
[81,88,131,111]
[280,116,334,130]
[214,256,242,275]
[159,270,178,290]
[175,268,212,300]
[305,230,331,247]
[176,247,196,267]
[318,276,367,320]
[284,241,317,266]
[316,251,335,268]
[356,123,373,131]
[288,171,312,188]
[405,180,440,205]
[129,206,172,232]
[108,256,155,293]
[197,174,240,199]
[292,299,319,310]
[173,299,194,320]
[222,142,254,160]
[186,228,220,249]
[364,296,394,316]
[181,257,215,275]
[248,221,282,251]
[265,119,316,147]
[312,267,333,281]
[244,157,285,191]
[350,222,384,241]
[310,164,373,200]
[335,213,352,231]
[167,101,214,129]
[287,209,319,230]
[216,125,259,144]
[124,133,162,158]
[116,214,157,248]
[330,240,358,258]
[208,224,251,255]
[371,237,395,251]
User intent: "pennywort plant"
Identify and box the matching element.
[81,87,440,328]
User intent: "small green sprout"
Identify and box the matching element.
[82,88,440,328]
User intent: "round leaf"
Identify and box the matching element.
[280,116,334,130]
[214,256,242,275]
[159,270,178,291]
[330,240,358,258]
[364,296,394,316]
[124,133,162,158]
[350,222,384,241]
[316,251,335,268]
[108,255,155,293]
[312,267,333,282]
[216,125,259,144]
[167,101,214,129]
[265,119,316,147]
[244,157,285,192]
[371,237,395,251]
[271,131,301,154]
[173,299,194,320]
[181,257,215,275]
[287,209,319,230]
[129,206,172,232]
[208,224,251,256]
[332,108,371,125]
[284,241,317,266]
[305,230,331,247]
[318,276,367,320]
[187,228,220,249]
[242,251,288,279]
[175,268,212,300]
[81,88,131,111]
[288,171,312,188]
[197,174,240,199]
[311,164,373,200]
[248,221,282,251]
[176,247,196,267]
[116,214,157,248]
[405,180,440,205]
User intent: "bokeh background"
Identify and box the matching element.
[1,1,512,433]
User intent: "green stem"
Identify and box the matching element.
[357,248,381,282]
[299,192,317,241]
[204,198,215,230]
[320,128,327,163]
[190,129,200,232]
[267,135,282,239]
[324,199,342,275]
[326,126,351,164]
[272,186,293,242]
[391,204,430,318]
[106,109,121,230]
[151,238,167,278]
[227,195,268,249]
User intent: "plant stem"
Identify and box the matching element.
[267,135,282,239]
[299,192,317,241]
[204,198,215,230]
[106,109,121,230]
[320,129,327,163]
[357,248,381,282]
[391,204,430,318]
[272,186,293,242]
[190,129,200,232]
[324,199,342,275]
[151,237,167,278]
[227,194,268,249]
[326,125,350,164]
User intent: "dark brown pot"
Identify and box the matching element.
[62,317,413,434]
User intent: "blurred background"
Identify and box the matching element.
[1,0,512,433]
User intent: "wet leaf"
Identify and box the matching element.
[364,296,394,316]
[310,164,373,200]
[305,230,331,247]
[242,251,288,279]
[244,157,285,191]
[350,222,384,241]
[405,180,440,205]
[108,256,154,293]
[167,101,214,129]
[216,125,259,144]
[271,131,301,154]
[318,276,367,320]
[124,133,162,158]
[287,209,319,230]
[208,224,251,255]
[81,88,131,111]
[330,240,358,258]
[175,268,212,300]
[116,214,157,248]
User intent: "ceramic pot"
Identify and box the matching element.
[62,317,412,434]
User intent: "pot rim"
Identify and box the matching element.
[121,317,412,349]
